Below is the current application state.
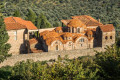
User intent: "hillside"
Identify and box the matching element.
[0,0,120,27]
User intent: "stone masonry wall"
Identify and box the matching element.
[0,47,105,67]
[7,29,26,55]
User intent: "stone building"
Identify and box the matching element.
[40,15,115,52]
[4,17,38,55]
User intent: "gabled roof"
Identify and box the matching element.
[71,15,103,26]
[99,24,115,32]
[4,17,37,30]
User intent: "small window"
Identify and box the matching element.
[78,28,80,33]
[14,31,17,40]
[80,44,83,47]
[56,45,59,51]
[110,36,112,39]
[79,38,84,42]
[55,41,58,44]
[105,36,108,40]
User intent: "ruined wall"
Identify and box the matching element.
[0,47,105,67]
[7,29,26,55]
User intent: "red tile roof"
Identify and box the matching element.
[4,17,37,30]
[67,19,85,28]
[99,24,115,32]
[29,38,38,45]
[72,15,103,26]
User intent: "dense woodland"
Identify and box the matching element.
[0,0,120,80]
[0,0,120,28]
[0,45,120,80]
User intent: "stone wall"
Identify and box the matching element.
[7,29,26,55]
[0,47,105,67]
[39,27,56,33]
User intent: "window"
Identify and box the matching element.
[55,41,58,44]
[72,28,74,33]
[110,36,112,39]
[69,42,72,46]
[14,31,17,40]
[79,38,84,42]
[77,28,80,33]
[105,36,108,40]
[80,44,83,47]
[56,45,59,51]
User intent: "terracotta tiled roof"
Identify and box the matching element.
[31,48,43,53]
[61,20,71,26]
[40,31,60,40]
[4,17,37,30]
[5,23,26,30]
[99,24,115,32]
[40,30,49,36]
[29,38,38,45]
[67,19,85,28]
[55,27,62,31]
[63,32,73,37]
[45,37,63,45]
[86,30,93,35]
[72,15,103,26]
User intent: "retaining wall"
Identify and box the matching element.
[0,47,105,67]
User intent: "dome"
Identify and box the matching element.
[63,32,73,37]
[87,30,93,35]
[67,19,85,28]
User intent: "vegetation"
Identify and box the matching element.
[0,16,11,63]
[0,44,120,80]
[0,0,120,28]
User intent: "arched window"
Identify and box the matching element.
[79,38,84,42]
[69,42,72,46]
[77,28,80,33]
[110,36,112,39]
[81,44,83,47]
[105,36,108,40]
[72,27,74,33]
[56,45,59,51]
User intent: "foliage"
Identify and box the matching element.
[0,16,11,63]
[36,13,52,29]
[0,0,120,27]
[26,8,37,24]
[13,9,21,17]
[0,44,120,80]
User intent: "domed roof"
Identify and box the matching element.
[87,30,93,35]
[63,32,73,37]
[67,19,85,28]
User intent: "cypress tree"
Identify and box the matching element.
[13,9,21,17]
[0,16,11,63]
[26,8,37,24]
[36,13,52,29]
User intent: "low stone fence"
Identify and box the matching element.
[0,47,105,67]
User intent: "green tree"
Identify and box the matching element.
[13,9,21,17]
[0,16,11,63]
[26,8,36,24]
[36,13,52,29]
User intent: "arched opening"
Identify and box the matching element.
[110,36,112,39]
[105,36,108,40]
[78,28,80,33]
[56,45,59,51]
